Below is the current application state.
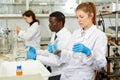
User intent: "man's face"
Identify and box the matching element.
[49,17,59,32]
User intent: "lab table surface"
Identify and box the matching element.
[0,60,51,80]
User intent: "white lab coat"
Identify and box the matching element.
[18,22,41,49]
[59,25,107,80]
[36,27,71,73]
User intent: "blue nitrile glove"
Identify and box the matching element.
[47,42,58,53]
[52,42,58,51]
[47,44,53,53]
[72,43,91,56]
[26,46,36,60]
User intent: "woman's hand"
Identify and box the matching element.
[15,26,21,34]
[72,43,91,56]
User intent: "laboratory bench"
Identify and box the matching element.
[0,60,51,80]
[0,39,51,80]
[0,49,51,80]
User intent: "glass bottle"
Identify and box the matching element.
[16,65,23,76]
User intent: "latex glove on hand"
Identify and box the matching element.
[72,43,91,56]
[47,42,58,53]
[47,44,53,53]
[26,46,36,60]
[47,43,60,57]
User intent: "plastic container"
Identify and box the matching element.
[73,53,83,62]
[16,65,23,76]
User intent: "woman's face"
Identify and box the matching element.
[76,10,93,30]
[23,16,33,24]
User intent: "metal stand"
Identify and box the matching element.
[97,0,120,80]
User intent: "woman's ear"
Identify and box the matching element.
[89,13,93,19]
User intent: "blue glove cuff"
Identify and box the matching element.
[85,49,91,56]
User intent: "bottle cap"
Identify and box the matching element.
[17,65,22,69]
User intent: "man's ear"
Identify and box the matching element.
[58,21,63,26]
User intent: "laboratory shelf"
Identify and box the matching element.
[0,0,79,18]
[0,14,76,18]
[98,11,120,17]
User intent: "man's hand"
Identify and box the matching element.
[54,50,61,57]
[47,42,58,53]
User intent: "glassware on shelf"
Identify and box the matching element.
[14,0,22,4]
[0,0,81,16]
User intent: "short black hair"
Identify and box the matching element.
[49,11,65,26]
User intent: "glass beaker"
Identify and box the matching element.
[0,34,10,53]
[73,52,83,62]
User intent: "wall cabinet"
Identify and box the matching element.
[0,0,80,17]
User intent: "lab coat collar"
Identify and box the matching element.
[56,27,66,38]
[82,25,96,39]
[30,21,36,26]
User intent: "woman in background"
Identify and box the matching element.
[16,10,41,50]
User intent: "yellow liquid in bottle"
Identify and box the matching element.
[16,65,23,76]
[16,70,22,76]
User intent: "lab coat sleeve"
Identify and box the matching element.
[82,33,107,70]
[36,53,61,67]
[57,36,74,64]
[36,49,60,66]
[92,34,107,70]
[58,49,73,64]
[36,49,49,56]
[18,22,39,41]
[56,31,78,64]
